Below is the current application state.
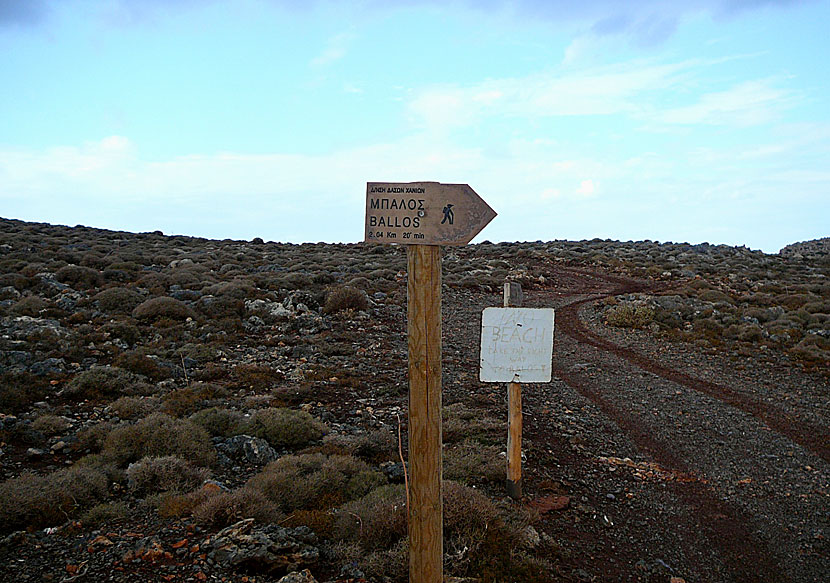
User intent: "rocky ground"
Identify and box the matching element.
[0,217,827,582]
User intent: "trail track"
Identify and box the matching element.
[444,265,829,583]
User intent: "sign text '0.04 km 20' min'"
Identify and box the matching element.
[364,181,496,246]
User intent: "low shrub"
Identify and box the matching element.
[443,402,501,445]
[102,320,142,347]
[162,382,230,417]
[114,350,167,381]
[330,484,408,551]
[31,414,72,436]
[606,304,655,329]
[190,487,282,528]
[102,413,216,467]
[323,285,368,314]
[93,287,142,313]
[65,366,143,400]
[0,466,109,533]
[0,372,47,413]
[247,453,386,512]
[348,428,398,464]
[132,297,195,322]
[11,296,51,316]
[238,407,326,449]
[189,407,244,437]
[56,265,103,289]
[442,481,549,580]
[74,422,117,453]
[126,455,209,495]
[109,396,162,419]
[444,439,505,485]
[81,501,130,528]
[197,296,245,319]
[230,363,284,390]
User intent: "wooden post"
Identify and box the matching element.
[503,281,523,307]
[407,245,443,583]
[505,282,523,500]
[507,381,522,499]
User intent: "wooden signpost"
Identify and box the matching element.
[365,181,496,583]
[480,289,554,500]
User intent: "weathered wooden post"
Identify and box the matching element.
[504,282,523,499]
[407,243,443,581]
[365,181,496,583]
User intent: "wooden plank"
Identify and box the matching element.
[507,381,522,499]
[407,244,443,583]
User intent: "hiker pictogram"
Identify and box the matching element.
[441,204,454,225]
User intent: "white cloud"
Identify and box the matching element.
[653,79,798,126]
[408,59,799,131]
[408,60,692,129]
[1,127,826,251]
[576,179,597,196]
[310,32,354,67]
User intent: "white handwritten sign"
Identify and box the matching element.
[479,307,555,383]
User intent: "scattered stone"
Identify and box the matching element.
[216,435,278,465]
[380,461,406,483]
[206,518,319,575]
[277,569,318,583]
[122,536,166,563]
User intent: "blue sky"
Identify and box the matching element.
[1,0,828,252]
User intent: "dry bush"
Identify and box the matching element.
[190,487,282,528]
[346,428,397,464]
[327,481,549,582]
[114,350,167,381]
[443,481,549,580]
[0,371,47,414]
[444,439,505,485]
[74,422,117,453]
[162,382,229,417]
[330,484,408,551]
[231,363,284,390]
[126,455,210,495]
[93,287,142,313]
[443,402,501,445]
[132,296,195,321]
[197,295,245,319]
[101,320,142,346]
[189,407,244,437]
[80,501,130,528]
[56,265,103,289]
[238,407,326,448]
[136,273,170,295]
[31,414,71,436]
[11,295,51,316]
[605,304,655,329]
[102,413,216,467]
[65,366,143,400]
[790,335,830,364]
[109,396,162,420]
[203,280,256,299]
[247,453,386,513]
[323,285,368,314]
[359,539,409,582]
[0,467,109,533]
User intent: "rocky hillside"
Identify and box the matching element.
[0,217,827,583]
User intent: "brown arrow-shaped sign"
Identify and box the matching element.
[365,181,496,246]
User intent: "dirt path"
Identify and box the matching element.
[443,265,829,582]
